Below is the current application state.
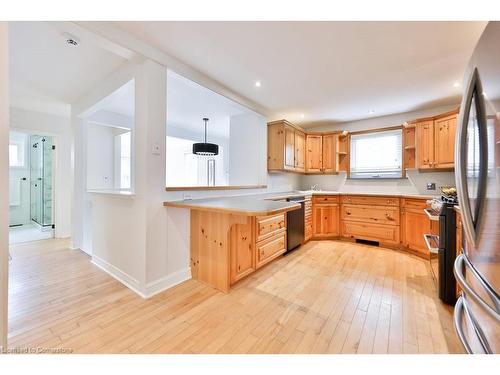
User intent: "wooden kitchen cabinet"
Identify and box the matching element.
[321,134,337,173]
[415,109,458,170]
[401,198,431,257]
[312,203,340,238]
[434,113,457,168]
[306,134,323,173]
[294,130,306,172]
[304,195,313,242]
[284,126,296,169]
[230,222,255,284]
[416,120,435,169]
[267,120,305,173]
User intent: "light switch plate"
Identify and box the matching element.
[427,182,436,190]
[152,142,161,155]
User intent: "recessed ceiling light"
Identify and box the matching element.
[300,113,305,119]
[368,110,375,115]
[453,82,460,88]
[63,32,80,47]
[254,81,261,88]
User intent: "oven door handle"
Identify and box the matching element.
[454,253,500,322]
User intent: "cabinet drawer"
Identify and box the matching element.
[341,195,400,207]
[312,195,339,204]
[256,232,286,268]
[342,221,400,245]
[256,213,286,241]
[341,204,400,226]
[402,198,428,210]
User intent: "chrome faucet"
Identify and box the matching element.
[311,184,320,191]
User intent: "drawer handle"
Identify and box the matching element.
[346,211,351,215]
[385,214,394,220]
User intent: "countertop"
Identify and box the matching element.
[163,195,301,216]
[163,190,439,215]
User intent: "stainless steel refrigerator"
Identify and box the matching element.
[454,21,500,354]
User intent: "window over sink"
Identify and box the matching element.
[350,128,403,179]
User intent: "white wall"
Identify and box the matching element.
[0,21,10,348]
[9,107,72,238]
[86,122,116,190]
[8,131,30,225]
[228,113,267,186]
[301,104,458,195]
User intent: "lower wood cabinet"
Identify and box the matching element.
[341,221,400,245]
[312,203,339,238]
[229,222,255,284]
[256,231,286,269]
[400,198,431,258]
[304,195,313,241]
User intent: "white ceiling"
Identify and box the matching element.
[116,21,487,127]
[9,22,127,116]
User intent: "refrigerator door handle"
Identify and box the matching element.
[454,254,500,322]
[455,67,488,248]
[454,296,492,354]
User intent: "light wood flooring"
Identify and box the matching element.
[7,238,463,354]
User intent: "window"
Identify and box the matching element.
[350,129,403,179]
[9,141,25,168]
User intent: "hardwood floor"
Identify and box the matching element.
[7,238,463,354]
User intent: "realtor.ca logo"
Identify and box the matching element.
[0,346,73,354]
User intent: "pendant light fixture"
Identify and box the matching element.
[193,117,219,156]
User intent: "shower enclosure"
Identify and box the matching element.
[29,135,53,227]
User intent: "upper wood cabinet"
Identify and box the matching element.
[322,134,337,173]
[306,134,323,172]
[294,131,306,172]
[415,110,458,170]
[284,126,295,169]
[268,120,344,175]
[416,120,435,169]
[267,120,306,173]
[434,114,457,168]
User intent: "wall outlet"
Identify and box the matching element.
[427,182,436,191]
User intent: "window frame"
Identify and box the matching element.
[348,125,404,180]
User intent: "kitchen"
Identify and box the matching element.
[1,16,499,360]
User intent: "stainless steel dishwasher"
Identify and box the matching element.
[285,196,305,252]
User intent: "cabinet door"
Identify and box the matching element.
[267,124,285,170]
[322,134,337,173]
[401,208,430,256]
[284,126,295,169]
[434,114,457,168]
[294,131,306,171]
[312,204,339,237]
[306,135,323,173]
[230,223,254,284]
[416,120,434,169]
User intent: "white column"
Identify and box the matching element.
[0,21,9,348]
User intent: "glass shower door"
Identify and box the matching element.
[30,135,53,227]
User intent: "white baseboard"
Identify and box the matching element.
[145,268,192,299]
[91,255,191,299]
[91,255,147,298]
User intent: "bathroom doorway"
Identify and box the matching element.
[9,130,55,244]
